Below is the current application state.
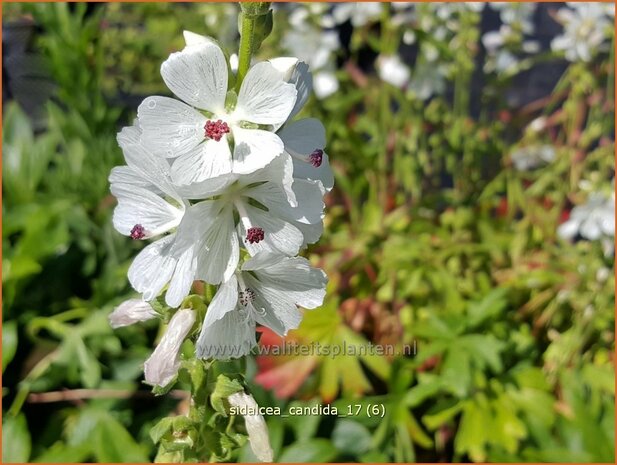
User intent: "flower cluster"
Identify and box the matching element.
[551,2,615,62]
[108,31,331,386]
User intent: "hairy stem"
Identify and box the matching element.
[235,13,257,92]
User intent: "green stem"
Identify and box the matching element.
[235,13,257,92]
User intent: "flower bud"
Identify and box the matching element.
[228,392,273,462]
[109,299,157,328]
[144,309,196,387]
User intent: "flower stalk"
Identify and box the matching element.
[236,2,272,92]
[236,14,256,91]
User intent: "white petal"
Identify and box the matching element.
[111,184,183,237]
[557,220,580,241]
[228,392,273,463]
[252,256,327,309]
[313,71,339,99]
[128,235,177,301]
[175,173,238,200]
[109,299,157,328]
[248,180,324,226]
[240,154,297,207]
[117,136,180,201]
[161,41,228,113]
[183,30,217,47]
[137,96,207,159]
[234,62,297,125]
[165,245,198,308]
[294,221,324,247]
[237,202,303,256]
[171,137,233,185]
[232,127,284,175]
[279,118,326,156]
[289,179,326,224]
[243,273,301,335]
[144,309,196,387]
[204,274,239,324]
[279,119,334,192]
[267,57,299,79]
[195,203,239,284]
[242,251,288,271]
[600,212,615,236]
[580,218,602,240]
[268,58,313,125]
[196,308,256,360]
[117,124,142,146]
[109,166,159,192]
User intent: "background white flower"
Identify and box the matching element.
[510,145,556,172]
[551,3,613,62]
[558,192,615,241]
[377,54,411,89]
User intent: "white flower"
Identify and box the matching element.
[489,3,536,34]
[283,22,339,100]
[108,299,158,328]
[551,3,613,62]
[144,308,196,387]
[173,154,326,285]
[268,58,335,193]
[331,2,382,27]
[510,145,556,171]
[196,252,327,360]
[228,392,273,462]
[377,54,411,88]
[558,192,615,241]
[137,31,298,185]
[408,62,448,101]
[110,125,199,308]
[313,71,340,99]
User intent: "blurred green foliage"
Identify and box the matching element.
[2,2,615,463]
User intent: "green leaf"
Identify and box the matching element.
[441,348,471,397]
[278,439,339,463]
[332,419,372,456]
[463,334,505,373]
[34,442,91,463]
[150,417,174,444]
[404,380,443,407]
[92,413,148,462]
[210,374,244,415]
[422,401,463,431]
[75,337,101,388]
[467,289,508,327]
[2,321,18,373]
[455,400,489,462]
[2,414,32,463]
[287,400,322,442]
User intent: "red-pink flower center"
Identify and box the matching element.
[246,227,265,244]
[130,224,145,240]
[309,149,323,167]
[204,119,230,142]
